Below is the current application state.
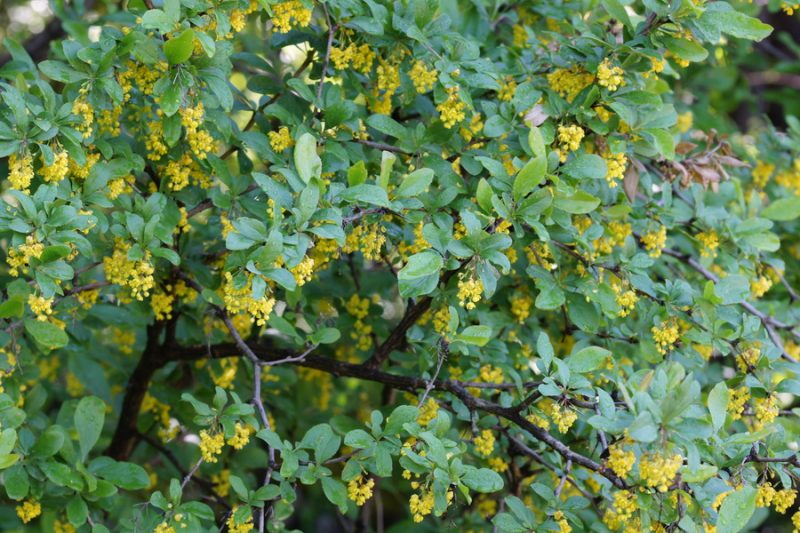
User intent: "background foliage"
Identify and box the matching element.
[1,0,800,532]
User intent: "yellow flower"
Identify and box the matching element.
[41,150,69,183]
[16,499,42,524]
[417,398,439,426]
[227,422,252,450]
[651,319,679,355]
[8,152,35,192]
[437,86,466,129]
[547,67,594,102]
[597,58,625,91]
[271,0,312,33]
[347,474,375,505]
[639,452,682,492]
[103,238,155,301]
[457,274,483,310]
[607,439,635,478]
[774,489,797,514]
[226,505,254,533]
[555,124,584,163]
[269,126,294,152]
[696,230,720,258]
[409,61,438,93]
[604,152,627,188]
[727,386,749,420]
[641,225,667,258]
[473,429,496,457]
[28,294,54,321]
[199,430,225,463]
[497,76,517,101]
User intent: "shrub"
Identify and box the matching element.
[1,0,800,531]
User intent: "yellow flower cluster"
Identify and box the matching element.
[271,0,312,33]
[7,235,44,276]
[555,124,584,163]
[212,469,231,497]
[347,475,375,505]
[554,511,571,533]
[180,102,214,159]
[751,274,772,299]
[607,439,635,478]
[72,97,94,139]
[310,238,340,272]
[345,294,373,351]
[409,489,434,522]
[736,346,761,373]
[457,274,483,310]
[145,120,169,161]
[639,452,682,492]
[330,35,375,73]
[228,422,252,450]
[602,490,637,531]
[489,456,509,473]
[753,160,775,188]
[431,305,452,337]
[68,151,100,180]
[753,394,779,430]
[417,398,439,426]
[651,319,679,355]
[541,399,578,433]
[757,482,777,507]
[696,230,720,258]
[199,430,225,463]
[526,241,558,270]
[103,239,155,301]
[642,225,667,258]
[222,272,276,326]
[371,59,402,114]
[343,223,386,260]
[28,294,54,321]
[151,288,175,320]
[676,111,693,133]
[597,58,625,91]
[547,67,594,102]
[108,175,135,199]
[269,126,294,152]
[141,393,178,442]
[16,499,41,524]
[479,364,504,384]
[509,291,533,323]
[154,522,175,533]
[41,150,69,183]
[290,256,315,286]
[727,386,749,420]
[614,285,638,317]
[409,61,438,93]
[774,489,797,513]
[8,152,34,192]
[54,518,77,533]
[437,86,466,129]
[497,76,517,102]
[226,506,254,533]
[604,152,627,188]
[473,429,496,457]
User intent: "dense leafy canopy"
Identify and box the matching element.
[1,0,800,532]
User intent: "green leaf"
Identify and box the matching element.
[512,157,546,202]
[310,328,341,344]
[321,477,348,513]
[553,190,600,214]
[95,461,150,490]
[398,250,443,298]
[455,325,492,347]
[74,396,106,461]
[395,168,434,198]
[567,346,611,373]
[344,429,374,449]
[708,381,729,431]
[717,486,757,533]
[164,29,195,65]
[294,133,321,184]
[761,197,800,221]
[348,161,367,186]
[338,184,390,207]
[366,114,406,138]
[0,296,24,319]
[528,126,546,158]
[560,154,607,180]
[715,274,750,305]
[462,467,504,493]
[700,3,772,42]
[24,319,68,349]
[476,178,493,212]
[384,405,419,435]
